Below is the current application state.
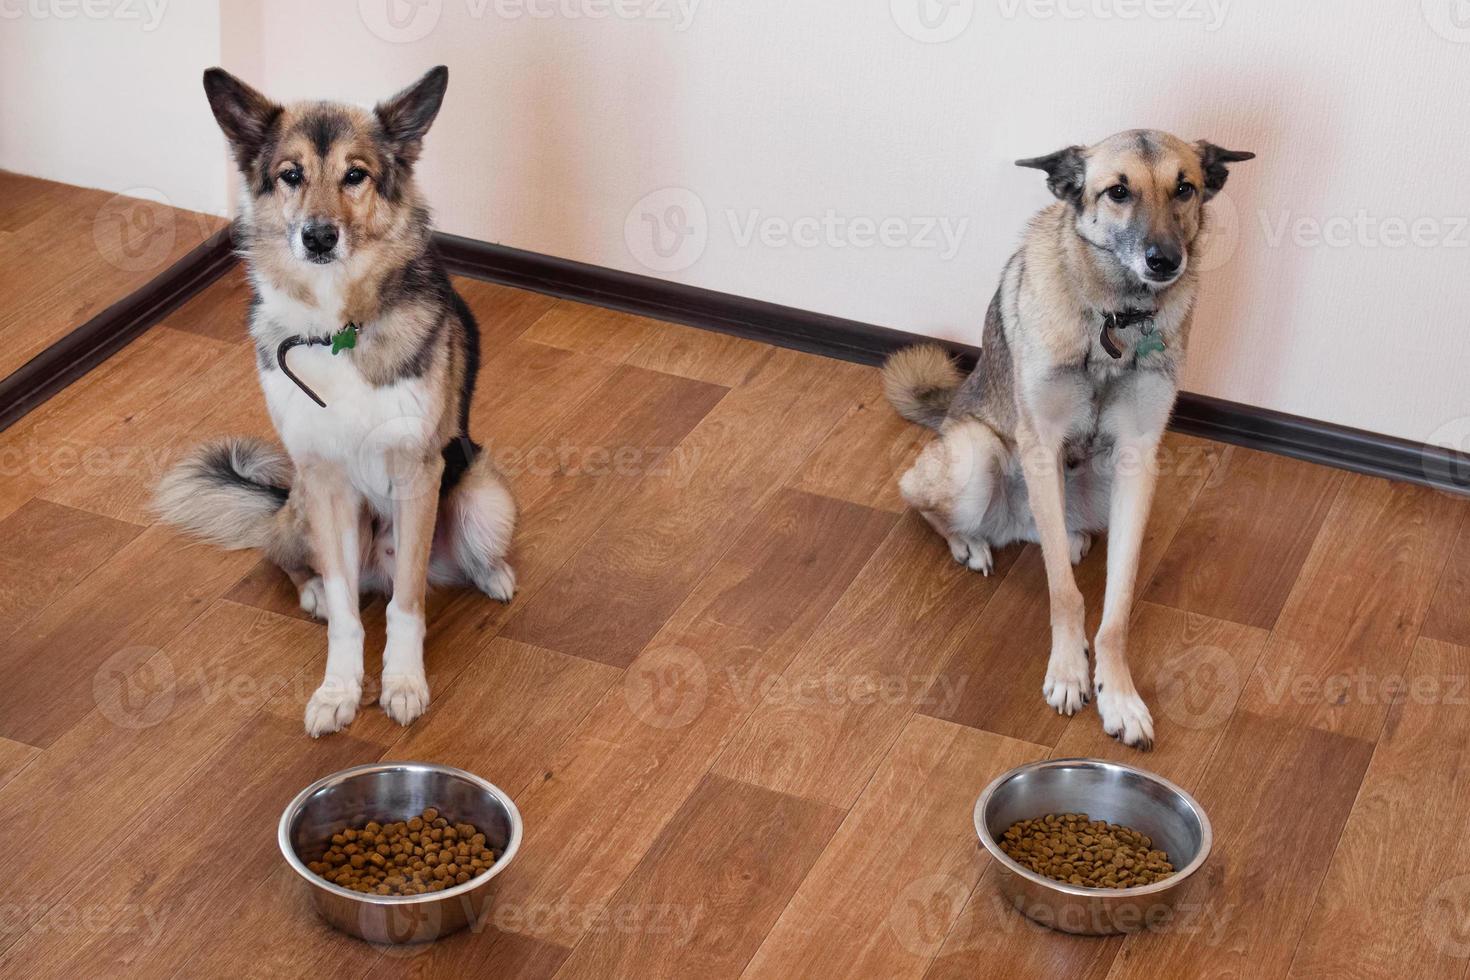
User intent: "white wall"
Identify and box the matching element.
[8,0,1469,449]
[0,0,227,215]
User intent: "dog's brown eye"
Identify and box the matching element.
[1107,184,1130,203]
[279,168,303,188]
[1175,182,1196,200]
[343,167,369,186]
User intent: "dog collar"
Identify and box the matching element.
[275,322,360,409]
[1098,309,1162,360]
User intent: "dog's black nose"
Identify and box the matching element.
[302,222,339,256]
[1144,244,1181,277]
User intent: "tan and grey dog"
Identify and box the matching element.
[156,67,516,737]
[884,130,1253,749]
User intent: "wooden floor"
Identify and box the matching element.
[0,172,225,381]
[0,266,1467,979]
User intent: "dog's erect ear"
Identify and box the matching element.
[1195,142,1256,200]
[1016,146,1087,206]
[202,68,281,173]
[376,66,449,163]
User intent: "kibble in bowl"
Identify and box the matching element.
[975,759,1211,936]
[999,813,1177,889]
[279,762,522,944]
[305,807,500,896]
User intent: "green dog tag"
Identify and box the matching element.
[1135,333,1167,359]
[330,325,358,355]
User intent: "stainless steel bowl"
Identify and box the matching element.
[974,758,1211,936]
[279,761,522,944]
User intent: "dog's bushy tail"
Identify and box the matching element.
[882,344,961,430]
[154,437,292,550]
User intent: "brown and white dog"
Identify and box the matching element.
[884,130,1254,749]
[156,67,516,737]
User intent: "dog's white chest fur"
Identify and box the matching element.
[254,277,441,513]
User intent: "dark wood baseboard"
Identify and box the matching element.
[4,226,1461,495]
[0,226,238,433]
[434,232,1470,496]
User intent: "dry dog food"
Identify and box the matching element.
[999,813,1176,889]
[306,807,497,895]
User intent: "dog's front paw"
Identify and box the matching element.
[380,672,430,725]
[1043,644,1091,716]
[1097,685,1154,750]
[305,676,362,737]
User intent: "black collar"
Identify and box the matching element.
[1098,308,1155,359]
[276,322,361,408]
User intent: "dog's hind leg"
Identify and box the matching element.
[901,418,1004,576]
[432,449,517,602]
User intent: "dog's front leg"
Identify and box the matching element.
[380,450,444,726]
[1016,418,1091,716]
[1092,434,1160,749]
[299,461,367,737]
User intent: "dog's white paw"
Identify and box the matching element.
[305,677,362,737]
[473,559,517,603]
[946,537,994,576]
[1069,532,1093,566]
[380,673,430,726]
[1097,685,1155,751]
[1043,646,1091,716]
[298,576,327,621]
